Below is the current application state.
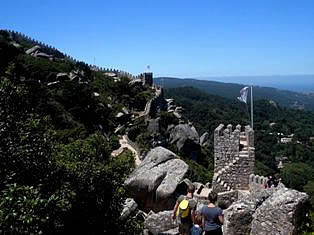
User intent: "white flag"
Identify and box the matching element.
[237,86,249,103]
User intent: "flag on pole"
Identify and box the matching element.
[237,86,249,103]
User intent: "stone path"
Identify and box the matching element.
[111,135,141,167]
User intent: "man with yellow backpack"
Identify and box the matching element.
[172,184,197,235]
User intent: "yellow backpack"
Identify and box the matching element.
[176,198,190,218]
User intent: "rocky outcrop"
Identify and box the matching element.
[115,107,131,123]
[147,118,160,136]
[129,78,143,86]
[148,88,167,118]
[168,124,200,159]
[56,73,70,81]
[124,147,189,212]
[120,198,138,220]
[200,132,210,146]
[25,45,53,59]
[250,187,309,235]
[223,186,309,235]
[147,118,166,147]
[144,210,178,235]
[25,45,41,55]
[223,199,256,235]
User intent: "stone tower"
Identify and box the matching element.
[212,124,255,193]
[143,72,153,87]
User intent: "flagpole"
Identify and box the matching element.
[251,85,253,130]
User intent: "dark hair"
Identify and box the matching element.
[188,184,195,193]
[208,191,218,203]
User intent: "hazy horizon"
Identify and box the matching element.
[156,74,314,93]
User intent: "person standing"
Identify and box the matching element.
[172,184,197,235]
[190,214,203,235]
[201,191,224,235]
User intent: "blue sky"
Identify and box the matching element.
[1,0,314,77]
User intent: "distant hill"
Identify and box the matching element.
[195,75,314,93]
[155,77,314,111]
[165,86,314,187]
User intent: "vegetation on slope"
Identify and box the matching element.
[156,77,314,111]
[0,30,153,234]
[165,86,314,208]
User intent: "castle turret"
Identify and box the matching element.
[212,124,255,193]
[143,72,153,87]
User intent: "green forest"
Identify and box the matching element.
[165,86,314,209]
[156,77,314,111]
[0,30,152,234]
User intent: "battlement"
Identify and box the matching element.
[2,29,140,80]
[249,174,267,191]
[212,124,255,193]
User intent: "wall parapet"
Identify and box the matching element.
[249,174,267,191]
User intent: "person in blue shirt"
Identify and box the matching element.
[190,214,203,235]
[201,191,224,235]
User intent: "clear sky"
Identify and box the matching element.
[1,0,314,77]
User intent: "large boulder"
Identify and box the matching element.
[125,147,189,212]
[56,72,70,81]
[144,210,178,235]
[25,45,41,55]
[223,186,309,235]
[168,124,200,159]
[223,199,256,235]
[119,198,138,220]
[250,188,309,235]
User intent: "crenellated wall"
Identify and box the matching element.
[212,124,255,193]
[249,174,268,191]
[3,29,139,79]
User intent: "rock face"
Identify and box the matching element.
[168,124,200,159]
[147,118,160,136]
[144,210,178,235]
[223,186,309,235]
[199,132,210,146]
[120,198,138,220]
[250,188,309,235]
[223,199,256,235]
[125,147,189,212]
[25,45,53,59]
[25,45,41,55]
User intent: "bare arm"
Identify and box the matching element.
[202,214,205,231]
[218,214,224,224]
[172,202,179,220]
[191,209,196,224]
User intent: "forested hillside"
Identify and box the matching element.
[165,86,314,206]
[0,30,153,234]
[156,77,314,111]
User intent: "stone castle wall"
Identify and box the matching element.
[249,174,268,191]
[212,124,255,193]
[4,29,137,79]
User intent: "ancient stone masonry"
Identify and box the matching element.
[249,174,268,191]
[212,124,255,193]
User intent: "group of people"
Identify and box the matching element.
[172,185,224,235]
[265,175,281,188]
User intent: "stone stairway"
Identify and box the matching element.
[240,134,248,146]
[213,147,250,192]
